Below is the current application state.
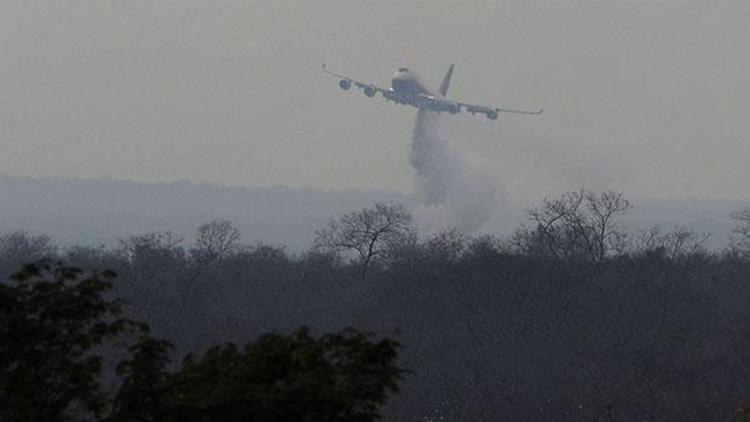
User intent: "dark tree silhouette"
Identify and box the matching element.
[109,336,175,422]
[0,262,140,421]
[193,220,241,262]
[314,202,413,279]
[515,189,631,264]
[5,194,750,421]
[0,260,405,422]
[157,327,403,422]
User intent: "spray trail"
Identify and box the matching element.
[410,110,502,233]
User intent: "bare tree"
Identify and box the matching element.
[314,202,412,279]
[194,220,241,261]
[732,208,750,254]
[634,226,710,261]
[424,229,467,263]
[515,189,632,264]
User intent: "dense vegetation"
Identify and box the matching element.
[0,262,402,422]
[2,189,750,421]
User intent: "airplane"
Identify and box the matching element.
[322,63,542,121]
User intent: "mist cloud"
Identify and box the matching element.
[410,110,504,234]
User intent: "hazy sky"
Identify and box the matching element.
[2,1,749,204]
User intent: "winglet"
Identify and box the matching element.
[322,63,346,79]
[439,64,454,96]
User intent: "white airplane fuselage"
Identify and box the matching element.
[386,68,460,113]
[391,69,433,97]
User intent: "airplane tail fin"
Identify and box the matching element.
[439,64,454,96]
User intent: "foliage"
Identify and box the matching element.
[109,336,175,422]
[4,192,750,420]
[0,259,403,422]
[167,327,403,422]
[0,261,138,421]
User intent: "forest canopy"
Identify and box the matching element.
[2,189,750,421]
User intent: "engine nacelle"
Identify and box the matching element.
[448,103,460,114]
[363,85,377,97]
[339,79,352,90]
[487,110,499,120]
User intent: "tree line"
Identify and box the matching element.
[2,189,750,420]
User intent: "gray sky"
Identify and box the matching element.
[2,1,749,205]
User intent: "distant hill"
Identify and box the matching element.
[0,176,406,251]
[622,196,745,250]
[0,175,744,251]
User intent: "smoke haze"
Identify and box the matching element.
[410,110,505,234]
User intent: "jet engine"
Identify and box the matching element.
[363,85,377,97]
[448,103,460,114]
[339,79,352,90]
[487,110,499,120]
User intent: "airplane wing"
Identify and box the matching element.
[457,101,543,120]
[417,94,543,120]
[322,63,393,99]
